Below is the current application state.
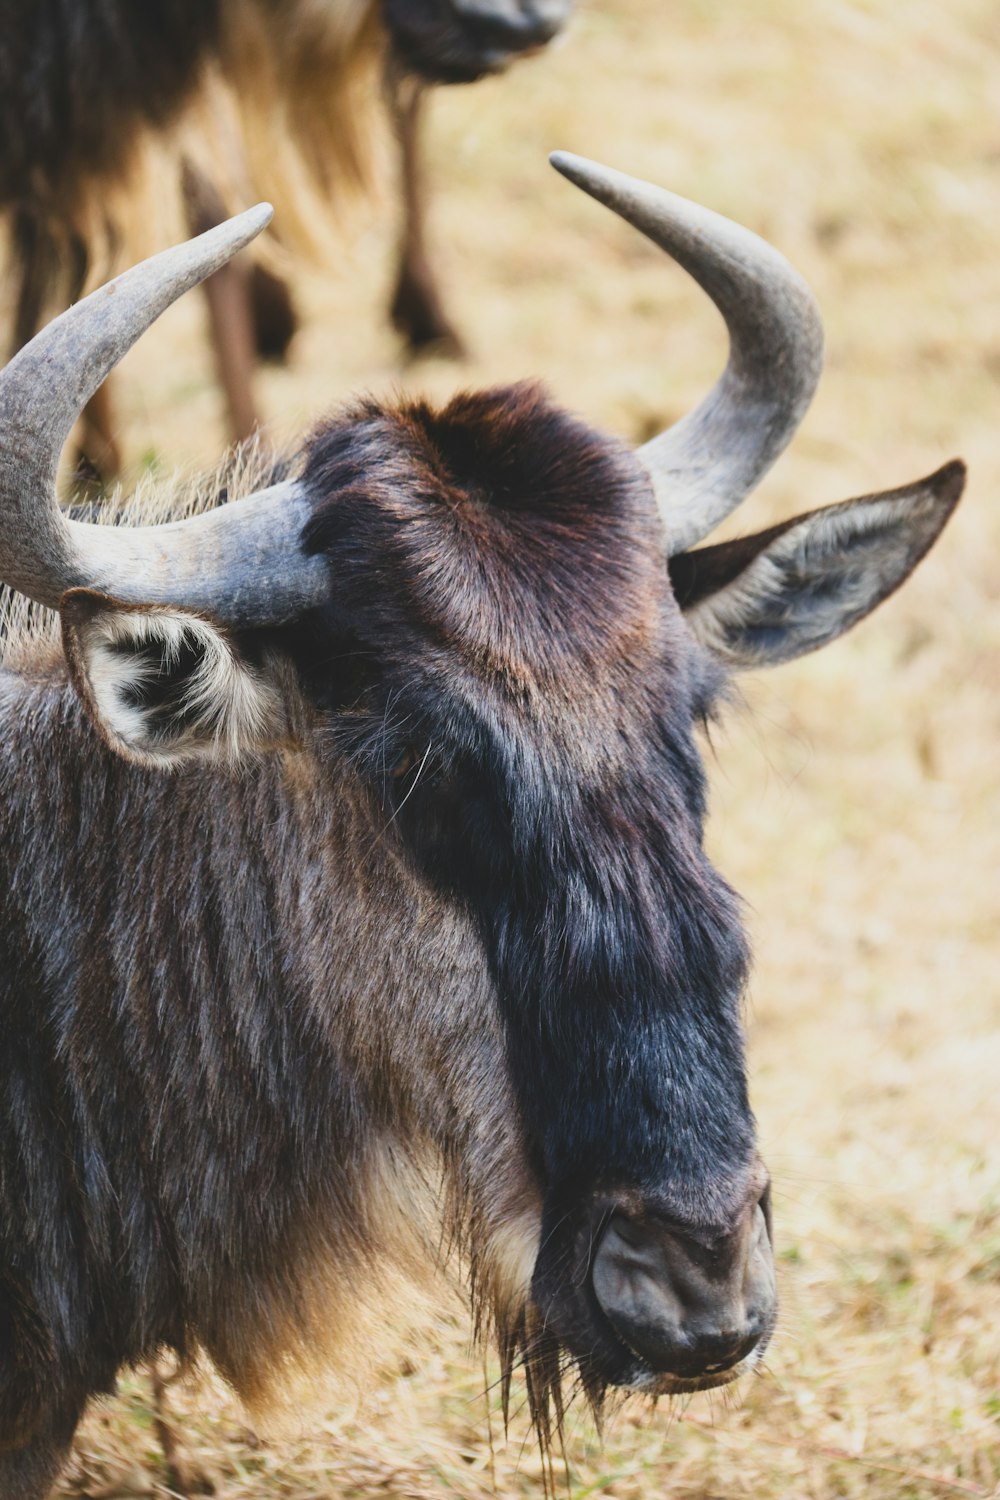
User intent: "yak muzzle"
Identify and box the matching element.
[447,0,570,59]
[385,0,570,84]
[591,1198,775,1388]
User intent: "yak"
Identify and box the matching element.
[0,152,963,1498]
[1,0,572,472]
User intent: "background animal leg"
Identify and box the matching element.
[387,72,466,358]
[249,262,299,365]
[10,211,121,486]
[74,379,123,487]
[149,1358,197,1499]
[183,164,262,446]
[9,209,53,360]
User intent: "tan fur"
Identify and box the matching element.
[216,0,389,261]
[219,1143,451,1419]
[223,1141,541,1423]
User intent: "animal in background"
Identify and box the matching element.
[1,0,573,476]
[0,154,963,1498]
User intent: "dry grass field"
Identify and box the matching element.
[42,1,1000,1496]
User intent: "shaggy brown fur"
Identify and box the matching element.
[0,389,750,1481]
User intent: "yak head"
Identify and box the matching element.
[0,156,963,1432]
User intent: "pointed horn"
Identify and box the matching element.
[0,206,328,625]
[550,152,824,555]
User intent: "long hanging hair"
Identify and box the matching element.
[0,0,393,331]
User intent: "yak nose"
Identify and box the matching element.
[449,0,570,53]
[591,1202,775,1379]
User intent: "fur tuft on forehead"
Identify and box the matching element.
[304,380,656,528]
[301,382,669,684]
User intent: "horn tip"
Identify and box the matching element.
[217,202,274,258]
[931,457,967,502]
[549,150,600,187]
[243,202,275,235]
[549,151,643,217]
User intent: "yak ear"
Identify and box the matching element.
[61,589,289,767]
[668,461,965,670]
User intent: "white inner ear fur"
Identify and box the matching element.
[685,492,937,669]
[77,607,286,767]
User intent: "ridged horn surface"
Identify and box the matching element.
[0,204,328,625]
[550,152,824,554]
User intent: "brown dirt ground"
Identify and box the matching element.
[39,0,1000,1495]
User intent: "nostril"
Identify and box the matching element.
[696,1328,763,1374]
[591,1209,775,1380]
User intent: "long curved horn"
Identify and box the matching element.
[550,153,824,555]
[0,207,328,624]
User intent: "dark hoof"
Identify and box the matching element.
[250,263,299,364]
[389,275,467,361]
[70,448,118,498]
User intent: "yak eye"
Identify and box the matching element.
[391,745,421,780]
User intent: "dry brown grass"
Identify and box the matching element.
[47,0,1000,1495]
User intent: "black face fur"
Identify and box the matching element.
[289,383,760,1396]
[383,0,572,83]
